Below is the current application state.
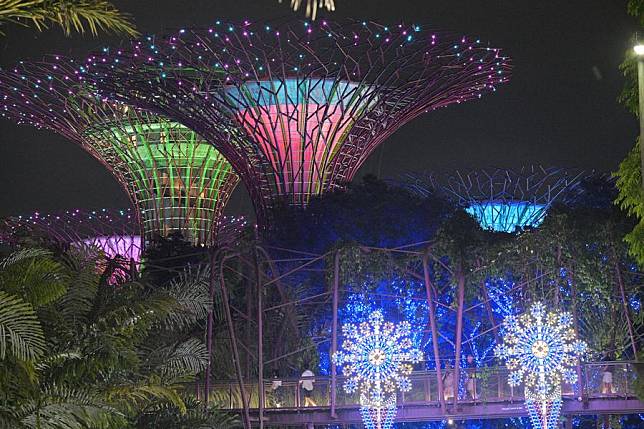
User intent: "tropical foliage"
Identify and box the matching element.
[269,174,452,253]
[0,245,237,428]
[0,174,642,427]
[0,0,138,36]
[264,176,641,382]
[615,0,644,268]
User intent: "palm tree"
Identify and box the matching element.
[0,245,237,428]
[0,248,66,362]
[0,0,138,36]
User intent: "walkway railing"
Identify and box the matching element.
[208,361,639,411]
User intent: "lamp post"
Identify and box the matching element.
[634,43,644,188]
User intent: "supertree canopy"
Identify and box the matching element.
[401,166,586,232]
[1,208,142,284]
[1,208,142,265]
[0,58,239,247]
[85,20,511,222]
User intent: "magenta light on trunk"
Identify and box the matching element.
[85,20,511,223]
[223,78,374,200]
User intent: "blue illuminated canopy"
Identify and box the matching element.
[466,201,547,232]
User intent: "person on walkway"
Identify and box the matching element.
[270,369,283,407]
[299,368,317,407]
[443,362,455,401]
[601,365,614,395]
[465,354,479,400]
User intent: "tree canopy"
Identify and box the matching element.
[614,0,644,268]
[268,175,453,253]
[0,245,237,428]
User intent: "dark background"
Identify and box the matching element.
[0,0,639,218]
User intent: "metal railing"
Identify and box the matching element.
[207,362,638,411]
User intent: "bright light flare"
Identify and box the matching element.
[634,44,644,56]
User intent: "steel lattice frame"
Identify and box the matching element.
[0,58,239,246]
[85,20,511,221]
[401,166,587,232]
[1,208,247,255]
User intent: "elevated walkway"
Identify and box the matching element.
[209,362,644,427]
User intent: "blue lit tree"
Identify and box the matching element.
[269,175,452,253]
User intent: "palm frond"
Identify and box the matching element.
[0,0,138,36]
[35,351,83,373]
[0,248,51,269]
[0,406,21,429]
[135,395,239,429]
[163,265,214,331]
[56,246,100,326]
[156,338,209,379]
[0,249,68,308]
[0,291,45,361]
[96,281,173,334]
[16,384,125,429]
[105,378,187,415]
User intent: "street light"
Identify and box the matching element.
[634,44,644,56]
[635,43,644,188]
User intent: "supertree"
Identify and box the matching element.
[1,208,142,284]
[85,20,511,223]
[1,207,249,285]
[400,166,587,233]
[2,208,248,259]
[1,208,142,265]
[0,58,239,247]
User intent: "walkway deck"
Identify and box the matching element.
[260,397,644,426]
[209,362,644,427]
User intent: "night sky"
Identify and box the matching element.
[0,0,639,218]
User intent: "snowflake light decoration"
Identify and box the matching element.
[495,302,587,429]
[333,310,422,429]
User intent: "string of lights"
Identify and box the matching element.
[400,166,588,233]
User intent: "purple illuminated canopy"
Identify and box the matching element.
[2,208,143,262]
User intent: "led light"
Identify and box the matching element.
[400,167,585,233]
[78,22,510,220]
[496,302,587,429]
[634,44,644,56]
[333,311,422,429]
